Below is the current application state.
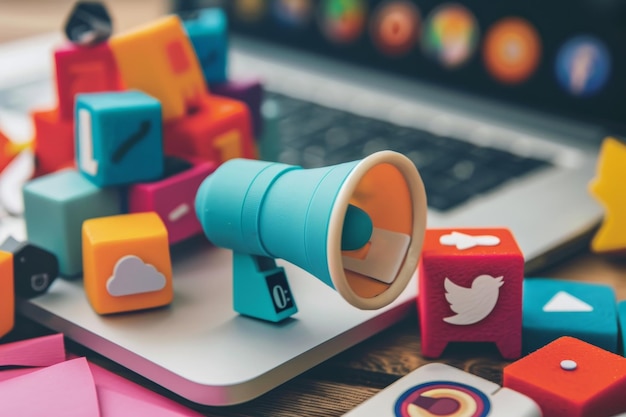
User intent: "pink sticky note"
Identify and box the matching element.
[0,357,100,417]
[88,360,203,416]
[98,386,197,417]
[0,333,65,367]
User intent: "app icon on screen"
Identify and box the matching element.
[318,0,367,44]
[272,0,313,28]
[234,0,267,22]
[422,3,479,68]
[370,1,421,57]
[394,381,491,417]
[483,18,541,85]
[555,36,611,97]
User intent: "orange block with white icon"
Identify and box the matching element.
[82,212,173,315]
[109,15,206,121]
[164,95,257,164]
[0,251,14,338]
[589,137,626,254]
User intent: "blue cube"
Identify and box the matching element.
[75,91,163,187]
[618,301,626,356]
[523,278,618,353]
[183,8,228,85]
[23,170,121,276]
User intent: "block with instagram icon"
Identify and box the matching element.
[418,228,523,359]
[82,212,173,315]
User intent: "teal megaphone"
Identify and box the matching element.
[194,150,427,322]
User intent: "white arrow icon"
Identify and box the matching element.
[78,109,99,176]
[439,231,501,250]
[542,291,593,312]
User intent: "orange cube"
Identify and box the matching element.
[109,15,206,121]
[0,251,14,338]
[82,212,173,314]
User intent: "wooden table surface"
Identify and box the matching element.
[2,2,626,416]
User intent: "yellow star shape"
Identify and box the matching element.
[589,137,626,253]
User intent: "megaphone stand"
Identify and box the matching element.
[233,252,298,322]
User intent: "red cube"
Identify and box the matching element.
[54,42,121,120]
[504,336,626,417]
[32,108,75,176]
[163,94,257,165]
[418,228,523,359]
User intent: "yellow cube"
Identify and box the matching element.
[109,15,206,121]
[82,212,173,314]
[0,251,14,338]
[589,137,626,253]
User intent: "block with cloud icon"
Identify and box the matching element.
[82,212,173,314]
[418,228,524,359]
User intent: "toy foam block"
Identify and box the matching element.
[128,161,216,244]
[75,91,164,187]
[345,363,541,417]
[617,301,626,357]
[522,278,618,354]
[109,15,206,121]
[163,94,257,164]
[54,42,120,120]
[82,212,173,314]
[23,169,121,277]
[589,137,626,254]
[418,228,523,359]
[0,250,14,338]
[182,8,228,85]
[503,336,626,417]
[212,78,264,136]
[32,108,75,177]
[0,237,59,298]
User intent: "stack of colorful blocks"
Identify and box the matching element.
[18,5,262,316]
[417,227,626,416]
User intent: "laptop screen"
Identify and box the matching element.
[228,0,625,133]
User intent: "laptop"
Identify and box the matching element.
[0,0,607,407]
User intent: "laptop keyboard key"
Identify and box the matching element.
[265,92,553,212]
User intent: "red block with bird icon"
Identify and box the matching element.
[418,228,523,359]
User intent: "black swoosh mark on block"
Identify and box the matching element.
[111,120,151,164]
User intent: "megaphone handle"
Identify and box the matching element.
[232,252,298,323]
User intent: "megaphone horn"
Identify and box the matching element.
[195,150,427,322]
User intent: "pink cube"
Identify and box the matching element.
[128,161,216,244]
[418,228,523,359]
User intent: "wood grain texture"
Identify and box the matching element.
[2,2,626,415]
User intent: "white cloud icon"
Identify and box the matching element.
[106,255,167,297]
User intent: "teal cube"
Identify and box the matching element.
[523,278,618,353]
[619,301,626,356]
[183,8,228,85]
[75,90,163,187]
[23,170,121,276]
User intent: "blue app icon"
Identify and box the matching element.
[555,35,611,97]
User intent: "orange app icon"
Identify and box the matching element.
[370,1,421,57]
[483,18,541,84]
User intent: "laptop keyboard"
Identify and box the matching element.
[265,91,551,212]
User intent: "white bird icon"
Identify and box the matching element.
[443,275,504,325]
